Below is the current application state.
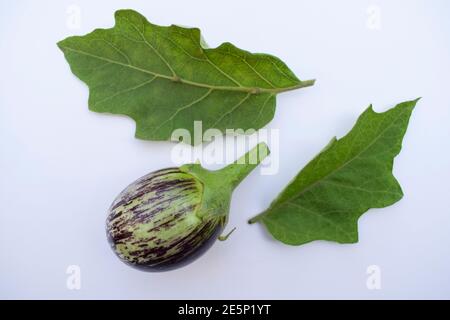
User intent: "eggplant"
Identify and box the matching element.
[106,143,269,271]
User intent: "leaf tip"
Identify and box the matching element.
[403,97,421,106]
[396,98,420,115]
[56,39,66,51]
[411,97,421,107]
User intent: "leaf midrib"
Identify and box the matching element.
[252,106,408,222]
[59,45,314,94]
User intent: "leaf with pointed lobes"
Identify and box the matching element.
[58,9,315,144]
[249,99,418,246]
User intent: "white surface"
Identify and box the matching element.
[1,0,449,299]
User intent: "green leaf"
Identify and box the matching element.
[249,99,418,246]
[57,9,315,144]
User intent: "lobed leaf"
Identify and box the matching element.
[249,99,418,245]
[58,9,314,144]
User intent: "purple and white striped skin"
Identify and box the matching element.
[106,168,225,272]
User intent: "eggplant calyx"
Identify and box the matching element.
[180,142,270,221]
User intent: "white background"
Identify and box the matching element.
[1,0,449,299]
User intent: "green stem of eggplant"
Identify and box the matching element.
[215,142,270,190]
[180,142,270,219]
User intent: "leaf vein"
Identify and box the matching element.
[286,202,353,238]
[151,89,213,136]
[263,106,410,218]
[210,94,251,128]
[92,76,157,107]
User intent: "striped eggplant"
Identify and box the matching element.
[106,143,269,271]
